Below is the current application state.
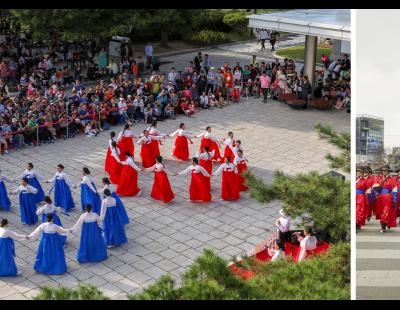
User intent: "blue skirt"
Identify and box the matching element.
[34,232,67,275]
[103,206,127,246]
[0,181,11,211]
[41,213,66,243]
[77,222,108,263]
[111,192,129,225]
[19,192,38,225]
[0,237,17,277]
[54,179,75,212]
[27,177,45,204]
[81,183,101,215]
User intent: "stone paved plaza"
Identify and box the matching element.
[0,96,349,299]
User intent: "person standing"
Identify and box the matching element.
[0,219,28,277]
[260,71,271,103]
[100,178,130,225]
[10,178,38,225]
[194,52,202,74]
[104,132,117,174]
[145,156,175,204]
[375,165,398,233]
[145,42,153,71]
[28,214,70,275]
[69,203,108,264]
[78,167,102,215]
[364,166,375,222]
[169,123,194,161]
[136,130,166,168]
[234,149,249,191]
[195,126,222,162]
[116,152,142,197]
[195,146,215,190]
[117,124,138,161]
[147,121,167,159]
[300,75,312,109]
[222,132,236,162]
[100,189,128,247]
[46,164,75,213]
[356,166,367,231]
[177,157,212,203]
[269,30,280,51]
[258,29,269,50]
[36,196,66,243]
[16,163,45,204]
[0,170,12,211]
[212,156,240,201]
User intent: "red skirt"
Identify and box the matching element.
[356,193,367,227]
[190,172,211,202]
[116,164,141,197]
[221,170,240,201]
[397,192,400,217]
[140,143,156,168]
[173,135,189,161]
[150,139,161,158]
[200,138,221,161]
[151,171,174,203]
[104,147,112,173]
[380,193,397,228]
[109,156,123,184]
[118,136,134,161]
[237,162,248,191]
[223,145,235,162]
[199,159,213,189]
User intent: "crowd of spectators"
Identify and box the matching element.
[0,29,351,154]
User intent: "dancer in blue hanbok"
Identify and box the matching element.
[69,203,108,263]
[99,178,129,225]
[77,167,101,215]
[0,171,12,211]
[16,163,45,204]
[100,189,127,247]
[28,213,70,275]
[36,196,66,243]
[11,178,38,225]
[0,219,28,276]
[46,164,75,212]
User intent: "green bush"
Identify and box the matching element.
[185,30,231,45]
[196,10,230,32]
[223,11,248,29]
[129,244,350,300]
[34,284,109,300]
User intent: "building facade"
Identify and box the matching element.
[356,115,384,163]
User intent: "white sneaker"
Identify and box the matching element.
[4,150,9,154]
[16,271,22,276]
[136,190,142,197]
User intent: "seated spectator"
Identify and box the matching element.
[199,91,209,109]
[181,98,194,117]
[0,126,9,154]
[85,121,99,137]
[267,239,286,262]
[11,117,25,149]
[164,103,176,120]
[144,104,152,124]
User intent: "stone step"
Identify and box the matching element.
[358,258,400,270]
[357,286,400,300]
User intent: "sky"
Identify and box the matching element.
[357,10,400,148]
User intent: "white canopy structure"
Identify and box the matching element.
[247,9,351,88]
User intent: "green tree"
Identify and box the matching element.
[315,123,350,173]
[34,284,109,300]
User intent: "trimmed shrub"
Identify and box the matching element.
[185,29,231,45]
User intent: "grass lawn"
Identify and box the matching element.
[276,44,332,64]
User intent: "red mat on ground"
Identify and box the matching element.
[231,241,331,280]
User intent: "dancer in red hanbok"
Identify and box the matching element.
[373,167,383,220]
[117,124,139,161]
[375,165,397,233]
[145,156,175,203]
[136,130,167,168]
[222,132,235,162]
[229,139,243,159]
[364,166,374,222]
[212,156,240,201]
[177,157,212,202]
[116,151,142,197]
[104,131,117,174]
[196,146,215,189]
[108,141,123,184]
[147,121,166,159]
[234,149,249,191]
[395,167,400,220]
[169,123,194,161]
[195,126,222,162]
[356,166,367,230]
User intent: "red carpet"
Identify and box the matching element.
[231,241,331,280]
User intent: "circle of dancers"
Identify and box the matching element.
[356,164,400,234]
[0,122,250,277]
